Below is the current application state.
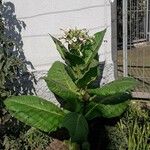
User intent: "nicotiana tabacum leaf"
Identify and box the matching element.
[93,92,132,105]
[50,35,85,68]
[85,101,128,120]
[88,77,136,97]
[84,29,106,68]
[61,112,89,143]
[45,61,81,101]
[50,35,68,61]
[45,61,83,112]
[88,77,136,103]
[76,59,99,88]
[4,96,66,132]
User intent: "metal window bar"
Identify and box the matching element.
[117,0,150,99]
[123,0,128,77]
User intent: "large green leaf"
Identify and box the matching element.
[65,65,77,81]
[50,35,85,67]
[61,112,88,143]
[85,29,106,67]
[45,61,82,103]
[4,96,65,132]
[93,92,131,105]
[88,77,136,99]
[85,102,128,120]
[76,59,99,88]
[50,35,68,61]
[88,77,136,95]
[65,52,85,67]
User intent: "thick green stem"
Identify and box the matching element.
[82,92,90,115]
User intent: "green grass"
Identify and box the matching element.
[107,101,150,150]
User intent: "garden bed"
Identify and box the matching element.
[1,101,150,150]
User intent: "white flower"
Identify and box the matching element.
[72,37,77,42]
[63,34,67,38]
[68,40,72,45]
[79,37,84,41]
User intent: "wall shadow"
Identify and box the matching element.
[0,2,37,148]
[1,1,36,95]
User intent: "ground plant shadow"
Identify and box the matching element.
[88,116,122,150]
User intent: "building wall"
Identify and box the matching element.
[3,0,116,102]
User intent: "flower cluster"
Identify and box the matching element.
[59,28,95,57]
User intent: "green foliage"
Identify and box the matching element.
[5,28,137,147]
[0,23,20,99]
[62,112,88,143]
[0,1,27,99]
[88,77,136,98]
[0,10,26,99]
[107,102,150,150]
[45,61,82,102]
[0,3,37,149]
[117,102,150,150]
[3,128,51,150]
[85,102,129,120]
[5,96,66,132]
[0,48,22,98]
[88,78,136,104]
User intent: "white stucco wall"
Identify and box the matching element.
[3,0,115,101]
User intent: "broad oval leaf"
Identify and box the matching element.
[85,102,128,120]
[61,112,89,143]
[93,93,132,105]
[50,35,68,61]
[45,61,82,102]
[76,59,99,88]
[88,77,136,96]
[4,96,65,132]
[65,51,85,68]
[50,35,85,67]
[88,77,137,104]
[65,65,77,81]
[85,29,106,67]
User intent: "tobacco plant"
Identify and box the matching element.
[4,29,136,149]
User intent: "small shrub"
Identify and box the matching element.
[3,128,52,150]
[107,102,150,150]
